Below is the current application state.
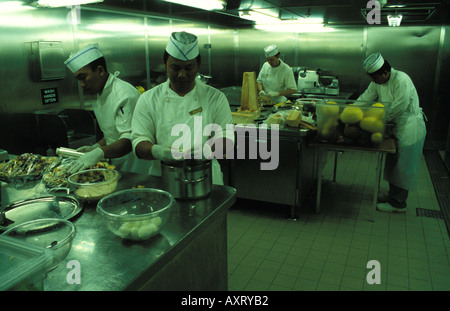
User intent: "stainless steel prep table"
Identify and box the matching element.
[229,125,316,219]
[310,138,396,221]
[220,86,350,218]
[2,172,236,291]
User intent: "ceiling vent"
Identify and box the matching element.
[360,2,439,25]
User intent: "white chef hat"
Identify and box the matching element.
[264,45,279,57]
[64,44,103,73]
[363,53,385,74]
[165,31,199,61]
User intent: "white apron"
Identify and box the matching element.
[384,109,426,190]
[95,72,152,174]
[257,60,296,103]
[149,82,224,185]
[263,73,287,103]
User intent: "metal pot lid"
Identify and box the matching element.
[0,196,82,232]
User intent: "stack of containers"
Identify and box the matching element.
[315,99,389,147]
[0,235,54,291]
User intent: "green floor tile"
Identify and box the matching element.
[244,279,271,291]
[227,154,449,293]
[292,278,317,291]
[340,275,364,290]
[272,273,297,288]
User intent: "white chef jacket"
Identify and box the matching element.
[256,59,297,103]
[131,78,234,185]
[94,72,151,174]
[358,68,426,190]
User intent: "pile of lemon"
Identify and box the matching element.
[319,101,385,145]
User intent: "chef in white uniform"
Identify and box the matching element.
[64,43,151,174]
[256,45,297,103]
[358,53,426,213]
[131,31,234,185]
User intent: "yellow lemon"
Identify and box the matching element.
[320,117,339,137]
[371,132,383,144]
[360,117,384,133]
[318,101,339,117]
[340,106,364,124]
[364,103,385,120]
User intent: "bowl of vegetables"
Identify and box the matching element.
[67,169,120,202]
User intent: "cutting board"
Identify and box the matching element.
[240,72,259,111]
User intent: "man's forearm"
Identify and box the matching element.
[135,140,157,160]
[101,138,132,159]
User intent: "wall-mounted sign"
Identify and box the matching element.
[41,87,59,105]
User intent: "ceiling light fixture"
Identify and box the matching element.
[239,10,280,23]
[254,22,331,33]
[254,17,331,33]
[36,0,103,8]
[0,1,35,12]
[387,12,402,26]
[163,0,225,11]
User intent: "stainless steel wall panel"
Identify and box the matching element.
[364,27,440,102]
[235,29,298,86]
[0,3,448,146]
[146,18,171,88]
[0,6,77,114]
[208,28,236,87]
[295,28,365,94]
[76,9,146,97]
[432,26,450,147]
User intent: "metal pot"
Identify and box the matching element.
[161,160,212,200]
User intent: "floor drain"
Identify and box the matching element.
[416,208,444,219]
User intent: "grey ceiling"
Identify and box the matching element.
[98,0,450,27]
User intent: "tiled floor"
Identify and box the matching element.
[227,150,450,291]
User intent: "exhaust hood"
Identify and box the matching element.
[31,0,449,27]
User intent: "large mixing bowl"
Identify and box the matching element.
[67,168,120,202]
[97,188,175,241]
[2,218,76,270]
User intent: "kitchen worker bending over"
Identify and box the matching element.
[64,44,150,174]
[131,31,234,185]
[257,45,297,104]
[358,53,426,213]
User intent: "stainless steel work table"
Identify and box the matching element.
[228,124,315,219]
[2,172,236,291]
[310,138,396,221]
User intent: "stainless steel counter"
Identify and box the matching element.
[228,125,316,219]
[2,172,236,291]
[288,92,355,100]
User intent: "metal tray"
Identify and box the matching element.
[0,196,82,232]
